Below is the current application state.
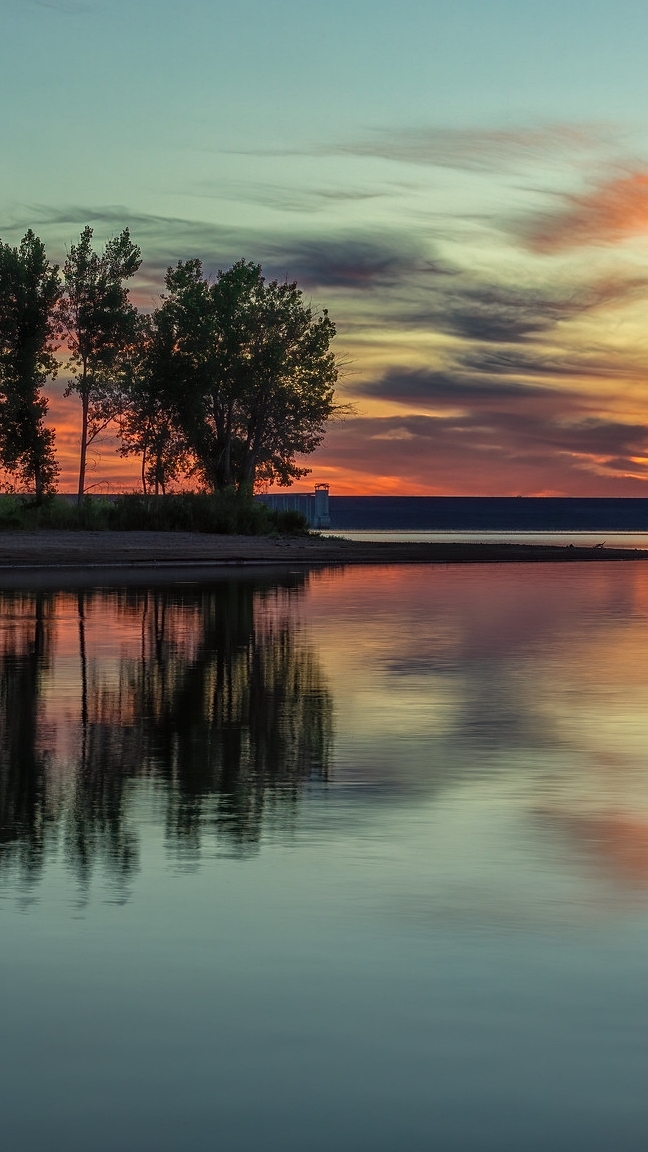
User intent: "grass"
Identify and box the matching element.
[0,493,311,536]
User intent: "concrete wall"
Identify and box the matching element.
[257,485,330,528]
[327,497,648,531]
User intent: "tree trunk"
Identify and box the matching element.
[77,388,89,508]
[141,443,147,496]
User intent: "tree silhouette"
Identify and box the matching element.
[119,313,191,494]
[142,258,337,492]
[0,231,60,499]
[56,226,141,505]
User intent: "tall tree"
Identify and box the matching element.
[56,226,141,504]
[151,259,337,492]
[118,314,192,495]
[0,231,60,500]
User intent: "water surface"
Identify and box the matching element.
[323,528,648,546]
[2,564,648,1150]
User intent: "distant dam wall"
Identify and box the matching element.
[257,484,331,528]
[250,491,648,532]
[327,497,648,531]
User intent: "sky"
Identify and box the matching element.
[5,0,648,493]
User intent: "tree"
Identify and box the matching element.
[118,313,191,495]
[0,231,60,500]
[151,258,337,492]
[56,226,141,505]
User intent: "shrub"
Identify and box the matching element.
[0,492,311,535]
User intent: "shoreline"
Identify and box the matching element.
[0,530,645,586]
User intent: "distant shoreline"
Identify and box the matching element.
[0,531,646,588]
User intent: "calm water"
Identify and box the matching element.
[2,564,648,1150]
[323,528,648,546]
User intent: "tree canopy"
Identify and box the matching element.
[0,231,60,499]
[135,258,338,492]
[119,312,190,496]
[0,230,339,501]
[56,226,141,504]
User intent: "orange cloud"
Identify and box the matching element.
[310,410,648,496]
[525,169,648,252]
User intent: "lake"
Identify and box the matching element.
[2,563,648,1150]
[323,528,648,547]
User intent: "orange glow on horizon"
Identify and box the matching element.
[41,383,648,498]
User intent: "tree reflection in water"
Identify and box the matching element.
[0,592,55,878]
[0,575,333,890]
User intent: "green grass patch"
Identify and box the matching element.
[0,493,311,536]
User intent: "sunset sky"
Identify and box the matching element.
[5,0,648,494]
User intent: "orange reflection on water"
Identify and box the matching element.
[541,809,648,886]
[3,565,648,899]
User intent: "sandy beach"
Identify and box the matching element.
[0,530,644,585]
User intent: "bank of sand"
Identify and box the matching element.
[0,530,645,586]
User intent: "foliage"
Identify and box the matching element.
[108,492,309,533]
[147,258,337,492]
[56,227,141,505]
[0,231,60,499]
[0,225,337,517]
[0,492,310,535]
[0,494,106,530]
[118,313,192,494]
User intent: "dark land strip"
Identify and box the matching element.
[0,531,645,588]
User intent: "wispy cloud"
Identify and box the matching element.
[238,123,616,173]
[262,235,424,289]
[521,168,648,252]
[357,368,557,406]
[416,282,589,343]
[192,182,386,215]
[317,409,648,496]
[459,345,648,382]
[393,271,647,345]
[331,124,615,173]
[8,204,239,242]
[5,205,421,283]
[0,204,245,274]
